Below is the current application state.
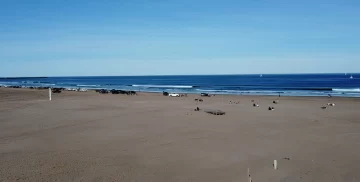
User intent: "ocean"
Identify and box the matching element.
[0,74,359,97]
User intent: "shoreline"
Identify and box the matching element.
[1,86,359,99]
[2,87,360,102]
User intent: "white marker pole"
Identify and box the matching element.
[274,160,278,170]
[49,88,52,101]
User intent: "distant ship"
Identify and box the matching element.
[350,75,353,79]
[260,74,263,77]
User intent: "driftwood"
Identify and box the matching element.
[204,109,226,115]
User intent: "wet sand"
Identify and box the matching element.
[1,88,360,181]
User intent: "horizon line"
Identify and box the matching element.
[0,72,358,78]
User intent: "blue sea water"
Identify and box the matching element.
[0,74,359,97]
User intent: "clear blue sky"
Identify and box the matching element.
[0,0,359,76]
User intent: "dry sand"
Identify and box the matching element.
[1,88,360,182]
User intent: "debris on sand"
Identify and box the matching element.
[204,109,226,115]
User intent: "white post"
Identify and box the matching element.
[49,88,52,101]
[274,160,278,170]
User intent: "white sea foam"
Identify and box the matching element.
[0,81,20,84]
[77,84,101,87]
[42,84,56,86]
[333,88,360,92]
[197,89,287,94]
[132,85,193,88]
[195,89,222,92]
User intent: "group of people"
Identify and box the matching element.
[252,100,278,111]
[194,98,281,112]
[322,102,336,109]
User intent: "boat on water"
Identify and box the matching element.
[350,75,353,79]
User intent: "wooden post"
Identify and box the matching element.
[49,88,52,101]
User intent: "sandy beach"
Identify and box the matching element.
[1,88,360,182]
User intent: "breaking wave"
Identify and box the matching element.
[131,85,195,88]
[77,84,101,87]
[333,88,360,92]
